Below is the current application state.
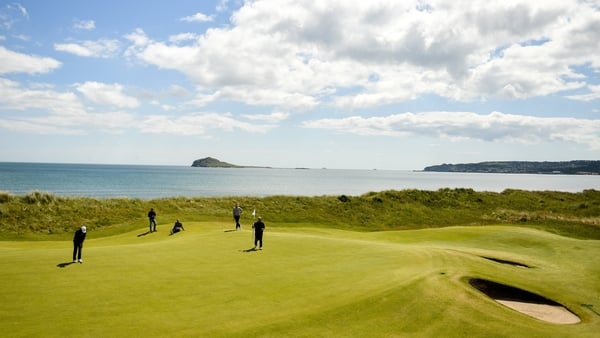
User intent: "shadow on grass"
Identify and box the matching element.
[224,229,237,233]
[481,256,530,268]
[581,304,600,317]
[137,231,151,237]
[242,247,261,252]
[469,278,555,303]
[57,262,75,268]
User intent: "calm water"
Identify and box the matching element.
[0,162,598,199]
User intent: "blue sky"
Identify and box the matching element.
[0,0,599,170]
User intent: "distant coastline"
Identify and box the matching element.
[423,160,600,175]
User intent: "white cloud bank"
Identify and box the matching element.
[123,0,600,109]
[139,113,274,136]
[303,111,600,149]
[0,78,136,134]
[1,0,599,156]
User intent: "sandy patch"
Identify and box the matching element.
[496,300,580,324]
[469,278,581,324]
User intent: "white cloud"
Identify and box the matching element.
[0,119,82,134]
[124,29,199,70]
[124,28,150,47]
[122,0,600,110]
[168,84,193,98]
[0,78,136,134]
[12,34,29,41]
[302,111,600,149]
[1,3,28,29]
[74,19,95,30]
[9,3,29,19]
[7,110,136,134]
[139,113,274,136]
[76,81,140,108]
[0,78,82,114]
[567,84,600,101]
[180,12,214,23]
[54,39,120,58]
[0,46,61,74]
[242,111,290,123]
[216,0,230,12]
[169,33,199,44]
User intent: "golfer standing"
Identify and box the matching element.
[148,208,157,232]
[233,203,243,230]
[252,217,265,250]
[73,225,87,263]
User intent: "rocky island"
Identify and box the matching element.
[191,157,269,168]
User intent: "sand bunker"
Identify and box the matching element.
[469,278,580,324]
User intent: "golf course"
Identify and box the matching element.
[1,189,599,337]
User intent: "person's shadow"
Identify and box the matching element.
[137,231,151,237]
[57,262,75,268]
[242,247,258,252]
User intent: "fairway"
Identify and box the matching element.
[1,223,599,337]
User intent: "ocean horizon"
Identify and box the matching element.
[1,162,598,199]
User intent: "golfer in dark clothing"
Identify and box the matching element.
[73,226,87,263]
[252,217,265,250]
[148,208,157,232]
[170,219,184,235]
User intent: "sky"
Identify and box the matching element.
[0,0,599,170]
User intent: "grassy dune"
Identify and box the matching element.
[1,189,599,240]
[1,222,599,337]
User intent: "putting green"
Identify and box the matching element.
[0,224,598,337]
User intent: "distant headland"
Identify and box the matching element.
[423,160,600,175]
[191,157,270,168]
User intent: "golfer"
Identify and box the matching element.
[233,203,243,230]
[148,208,157,232]
[73,225,87,263]
[170,219,184,235]
[252,217,265,250]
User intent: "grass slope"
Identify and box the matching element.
[1,222,599,337]
[1,189,599,240]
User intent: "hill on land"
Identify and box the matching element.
[191,157,240,168]
[191,157,269,168]
[424,160,600,175]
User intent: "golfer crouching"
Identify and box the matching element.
[73,225,87,263]
[170,219,184,235]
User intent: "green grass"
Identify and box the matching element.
[1,222,599,337]
[1,189,599,336]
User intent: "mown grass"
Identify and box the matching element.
[1,189,599,337]
[0,188,599,240]
[0,224,598,337]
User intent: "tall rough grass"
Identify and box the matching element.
[23,190,57,204]
[0,189,598,240]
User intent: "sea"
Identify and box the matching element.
[0,162,598,199]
